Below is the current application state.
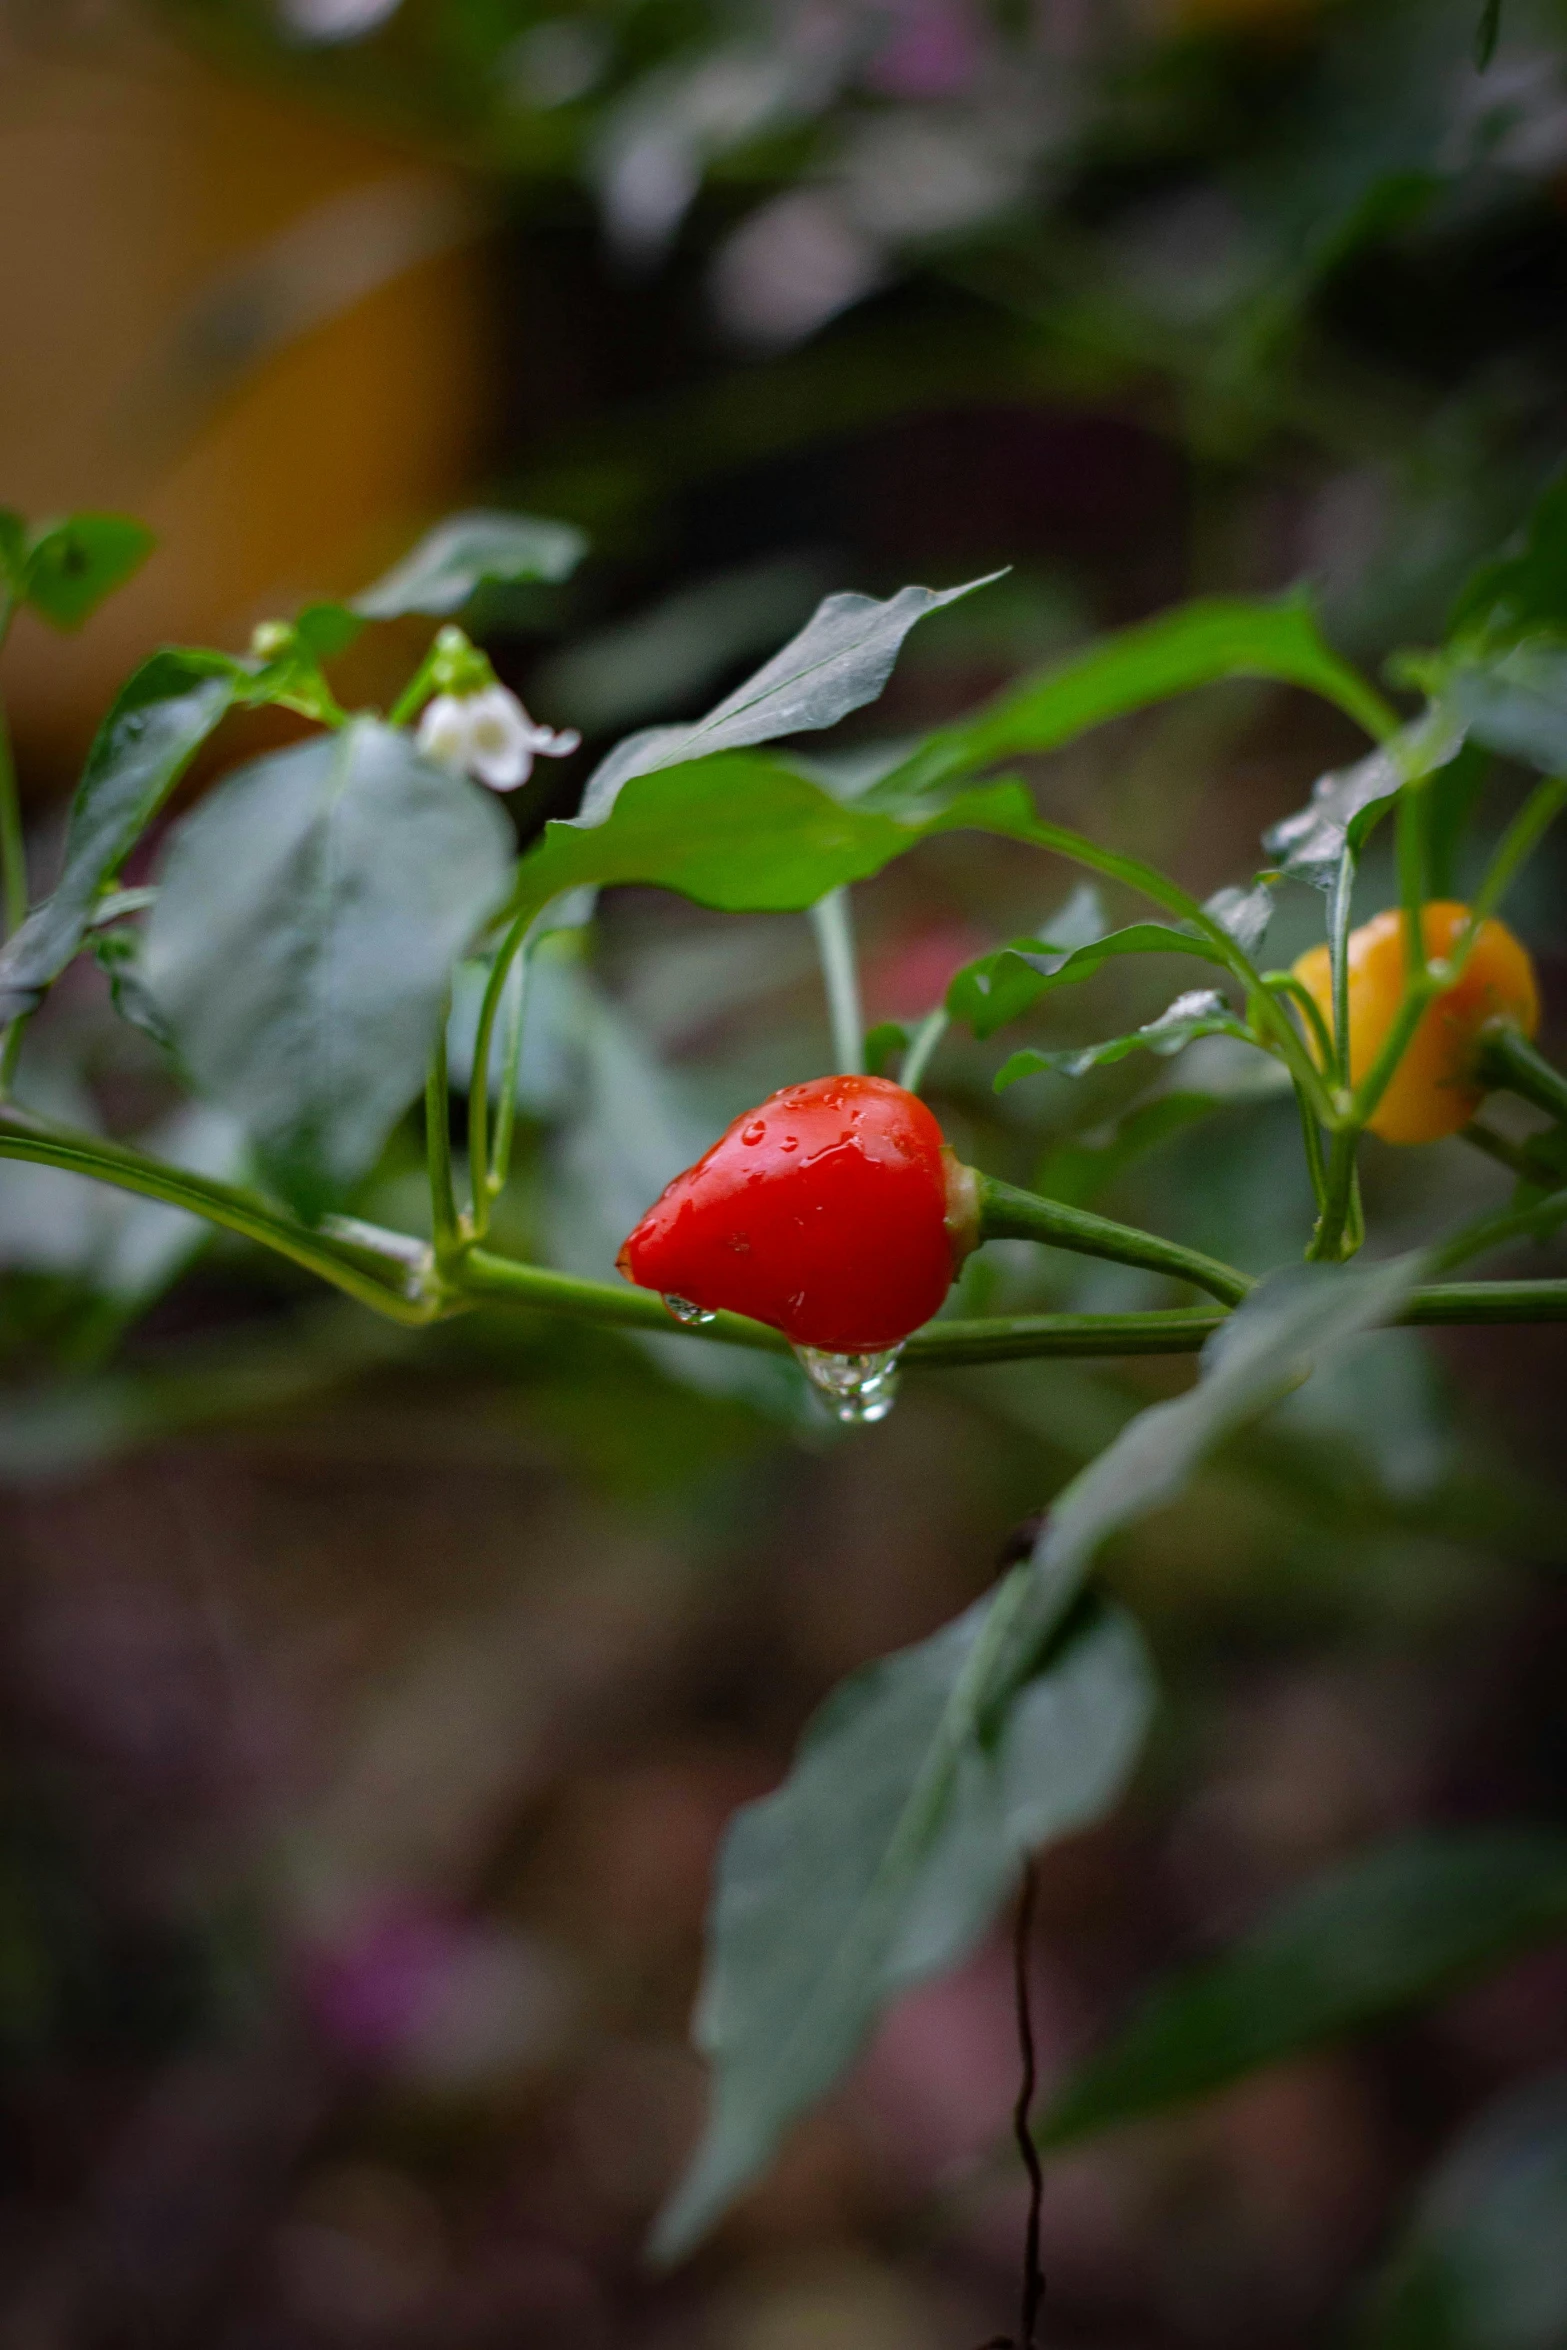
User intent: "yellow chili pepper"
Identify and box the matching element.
[1292,902,1540,1143]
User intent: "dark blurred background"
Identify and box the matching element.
[2,1,1567,2343]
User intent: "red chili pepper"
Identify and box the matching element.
[617,1075,979,1352]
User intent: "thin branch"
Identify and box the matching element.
[978,1173,1253,1308]
[810,888,866,1076]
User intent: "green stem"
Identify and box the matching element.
[977,1173,1253,1307]
[0,599,25,1093]
[425,1013,462,1261]
[1396,787,1428,981]
[901,1005,949,1096]
[1402,1280,1567,1326]
[1476,1027,1567,1125]
[902,1309,1223,1364]
[1327,849,1355,1088]
[1307,1124,1361,1262]
[388,641,444,728]
[3,1106,1564,1354]
[809,888,865,1076]
[487,947,529,1204]
[1469,774,1567,930]
[458,1247,788,1349]
[0,1108,448,1325]
[1431,1185,1567,1275]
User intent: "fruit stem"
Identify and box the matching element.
[1476,1025,1567,1126]
[809,887,866,1076]
[975,1174,1253,1307]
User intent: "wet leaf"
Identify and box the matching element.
[144,720,512,1218]
[995,989,1254,1089]
[950,923,1227,1043]
[0,652,239,1021]
[1263,707,1466,894]
[1043,1830,1567,2148]
[580,576,1000,818]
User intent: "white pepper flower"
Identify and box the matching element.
[416,684,580,793]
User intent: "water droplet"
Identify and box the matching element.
[663,1294,717,1327]
[793,1344,903,1427]
[741,1121,766,1146]
[779,1134,799,1152]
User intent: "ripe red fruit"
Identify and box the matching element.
[617,1075,977,1352]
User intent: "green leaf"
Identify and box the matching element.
[1041,1829,1567,2150]
[93,925,175,1053]
[1263,707,1466,893]
[350,509,588,619]
[996,989,1254,1089]
[143,719,512,1218]
[1363,2071,1567,2350]
[1449,643,1567,775]
[654,1255,1418,2261]
[950,923,1227,1043]
[0,651,240,1021]
[20,513,155,631]
[652,1592,1154,2264]
[1450,471,1567,647]
[581,576,1001,819]
[871,594,1396,802]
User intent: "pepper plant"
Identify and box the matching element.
[1,479,1566,2291]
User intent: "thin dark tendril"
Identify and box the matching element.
[1012,1860,1046,2350]
[972,1860,1047,2350]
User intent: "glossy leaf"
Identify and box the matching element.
[655,1256,1417,2261]
[995,989,1254,1090]
[351,509,588,618]
[950,923,1227,1043]
[652,1594,1153,2262]
[870,594,1395,802]
[0,652,239,1021]
[1263,707,1466,893]
[1042,1829,1567,2149]
[144,719,512,1217]
[580,576,1000,819]
[19,512,155,631]
[1363,2070,1567,2349]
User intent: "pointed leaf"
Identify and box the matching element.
[143,719,512,1217]
[871,594,1395,802]
[1042,1830,1567,2149]
[350,508,587,618]
[21,512,155,631]
[995,989,1253,1088]
[580,576,1001,819]
[655,1256,1419,2261]
[653,1593,1152,2262]
[950,923,1228,1042]
[0,651,239,1021]
[1263,707,1466,893]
